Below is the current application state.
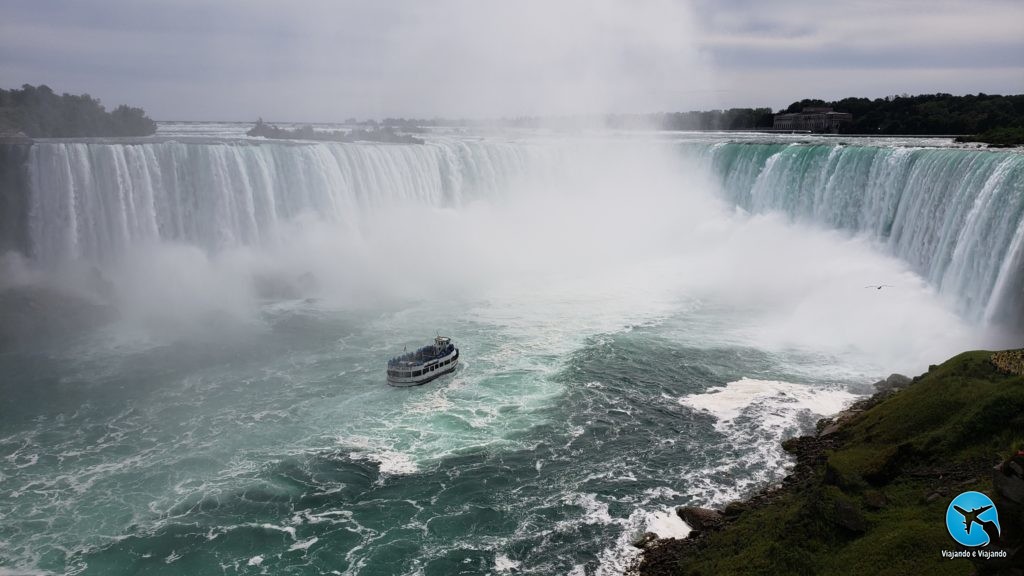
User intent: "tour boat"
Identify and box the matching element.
[386,336,459,387]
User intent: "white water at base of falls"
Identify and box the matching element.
[15,134,1024,327]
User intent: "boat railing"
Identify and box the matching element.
[387,344,456,367]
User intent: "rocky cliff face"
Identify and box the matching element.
[977,453,1024,575]
[993,351,1024,377]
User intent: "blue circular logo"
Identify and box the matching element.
[946,491,1000,547]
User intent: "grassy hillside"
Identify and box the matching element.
[641,350,1024,576]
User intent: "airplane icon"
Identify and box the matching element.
[947,492,1001,547]
[953,505,995,535]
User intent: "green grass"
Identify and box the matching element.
[662,350,1024,576]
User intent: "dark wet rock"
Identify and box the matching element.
[819,420,844,437]
[815,416,834,434]
[636,537,698,576]
[972,452,1024,575]
[873,373,911,393]
[632,532,659,550]
[996,455,1024,504]
[817,407,866,437]
[722,501,749,517]
[676,507,723,532]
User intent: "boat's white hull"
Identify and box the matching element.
[387,349,459,387]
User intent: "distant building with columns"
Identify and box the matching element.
[772,107,853,133]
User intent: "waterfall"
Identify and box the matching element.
[21,138,548,264]
[4,136,1023,326]
[0,143,31,255]
[700,142,1024,324]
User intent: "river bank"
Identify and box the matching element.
[636,350,1024,576]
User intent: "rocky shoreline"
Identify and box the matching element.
[634,352,1024,575]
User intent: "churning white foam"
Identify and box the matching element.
[493,553,521,572]
[346,445,419,476]
[593,505,692,576]
[680,378,856,426]
[644,508,691,540]
[678,378,857,507]
[590,380,855,574]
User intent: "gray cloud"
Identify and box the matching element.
[1,0,1021,120]
[693,0,1024,108]
[708,41,1024,71]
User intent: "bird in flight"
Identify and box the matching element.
[864,285,894,290]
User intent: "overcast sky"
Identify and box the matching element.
[2,0,1022,121]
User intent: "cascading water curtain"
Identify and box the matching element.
[702,143,1024,326]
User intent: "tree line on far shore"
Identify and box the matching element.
[353,93,1024,141]
[2,83,1021,145]
[784,93,1024,135]
[784,93,1024,144]
[0,84,156,138]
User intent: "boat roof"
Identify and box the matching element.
[388,337,455,367]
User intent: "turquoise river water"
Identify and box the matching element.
[1,126,1021,575]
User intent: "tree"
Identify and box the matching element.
[0,84,157,137]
